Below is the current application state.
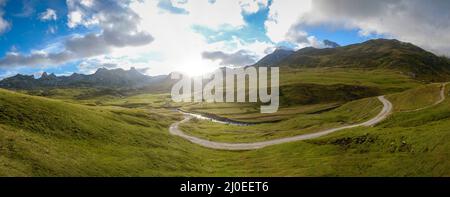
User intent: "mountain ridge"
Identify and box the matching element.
[2,38,450,90]
[253,48,295,67]
[0,67,167,90]
[276,39,450,82]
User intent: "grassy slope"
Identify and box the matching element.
[387,83,443,111]
[0,82,448,176]
[279,68,421,93]
[0,89,213,176]
[213,85,450,176]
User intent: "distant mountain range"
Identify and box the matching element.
[0,67,167,90]
[1,38,450,90]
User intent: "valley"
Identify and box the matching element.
[0,39,449,176]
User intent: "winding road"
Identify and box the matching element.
[402,82,448,112]
[169,96,393,150]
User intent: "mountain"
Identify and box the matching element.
[277,39,450,82]
[323,39,340,48]
[3,39,450,90]
[0,67,167,90]
[253,48,295,67]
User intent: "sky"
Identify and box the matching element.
[0,0,449,78]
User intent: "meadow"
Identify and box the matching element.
[0,68,448,176]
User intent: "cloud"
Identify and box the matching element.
[177,0,246,28]
[39,8,57,21]
[78,61,118,74]
[0,51,74,67]
[266,0,450,55]
[66,0,154,50]
[0,0,154,68]
[157,0,189,15]
[125,0,272,75]
[0,0,273,75]
[265,0,312,44]
[307,0,450,55]
[202,50,257,66]
[239,0,269,14]
[0,0,9,34]
[76,55,153,74]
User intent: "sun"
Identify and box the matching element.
[175,57,217,77]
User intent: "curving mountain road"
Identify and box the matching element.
[169,96,393,150]
[437,83,448,105]
[402,82,448,112]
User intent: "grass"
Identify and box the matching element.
[387,83,444,111]
[181,102,341,123]
[0,88,209,176]
[177,68,420,123]
[279,68,421,93]
[180,97,382,143]
[0,69,448,177]
[221,86,450,176]
[188,83,449,176]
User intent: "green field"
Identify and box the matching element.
[180,97,382,143]
[179,68,421,122]
[0,68,449,176]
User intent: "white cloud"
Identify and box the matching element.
[0,12,8,34]
[307,0,450,55]
[67,10,83,28]
[66,0,100,28]
[0,0,9,34]
[265,0,312,44]
[239,0,269,14]
[0,0,154,68]
[126,0,273,76]
[77,57,150,74]
[266,0,450,55]
[180,0,246,29]
[0,0,274,76]
[39,8,57,21]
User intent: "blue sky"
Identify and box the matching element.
[1,0,445,78]
[0,0,95,78]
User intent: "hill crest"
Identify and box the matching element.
[277,39,450,82]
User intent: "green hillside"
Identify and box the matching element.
[278,39,450,82]
[0,88,209,176]
[0,84,449,176]
[184,84,450,176]
[235,84,450,176]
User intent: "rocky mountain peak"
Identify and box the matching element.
[323,39,340,48]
